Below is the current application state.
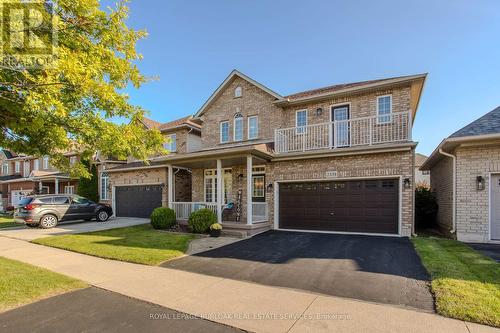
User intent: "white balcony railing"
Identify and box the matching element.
[172,202,218,220]
[274,112,411,154]
[252,202,268,223]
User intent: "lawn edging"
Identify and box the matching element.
[411,236,500,328]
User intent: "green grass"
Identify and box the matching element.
[0,256,86,312]
[0,215,19,229]
[32,224,195,265]
[412,237,500,327]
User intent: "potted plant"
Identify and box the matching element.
[209,223,222,237]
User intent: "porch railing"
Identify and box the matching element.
[274,111,411,154]
[252,202,268,223]
[172,202,218,220]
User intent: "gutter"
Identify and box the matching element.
[439,148,456,234]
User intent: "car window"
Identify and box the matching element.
[34,197,53,204]
[72,196,91,204]
[18,197,33,206]
[53,196,70,204]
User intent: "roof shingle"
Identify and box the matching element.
[449,106,500,138]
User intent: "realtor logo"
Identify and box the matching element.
[0,0,57,68]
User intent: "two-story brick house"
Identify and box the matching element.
[101,70,426,237]
[0,152,80,207]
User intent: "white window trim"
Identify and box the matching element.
[100,172,109,200]
[204,168,232,203]
[252,175,265,198]
[23,161,30,177]
[220,121,229,143]
[43,156,49,169]
[33,159,39,171]
[295,109,308,134]
[376,94,393,124]
[14,161,20,173]
[69,156,77,165]
[41,186,50,194]
[233,114,244,142]
[64,185,75,194]
[234,86,242,98]
[2,163,9,175]
[247,115,258,140]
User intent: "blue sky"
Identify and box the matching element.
[120,0,500,155]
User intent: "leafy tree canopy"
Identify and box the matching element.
[0,0,164,177]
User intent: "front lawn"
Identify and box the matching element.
[412,237,500,327]
[32,224,195,265]
[0,256,86,312]
[0,214,19,229]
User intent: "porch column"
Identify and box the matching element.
[216,159,223,224]
[167,165,173,208]
[38,181,42,193]
[54,178,59,194]
[246,155,253,224]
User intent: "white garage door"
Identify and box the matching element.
[491,174,500,240]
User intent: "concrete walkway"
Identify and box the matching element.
[0,237,497,333]
[0,217,149,241]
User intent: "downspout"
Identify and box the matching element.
[438,148,456,234]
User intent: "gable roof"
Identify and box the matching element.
[194,70,283,118]
[449,106,500,138]
[158,116,201,131]
[140,117,162,130]
[421,105,500,170]
[415,153,428,167]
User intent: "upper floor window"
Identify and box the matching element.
[23,161,30,177]
[43,156,49,169]
[220,121,229,143]
[248,116,258,140]
[234,113,244,141]
[14,161,20,173]
[163,134,177,152]
[69,156,77,166]
[100,172,109,200]
[2,163,9,175]
[234,86,242,98]
[377,95,392,124]
[296,109,308,134]
[33,159,39,171]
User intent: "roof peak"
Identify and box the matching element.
[449,105,500,138]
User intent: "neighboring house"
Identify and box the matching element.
[0,152,81,207]
[421,106,500,243]
[415,153,430,186]
[102,70,427,237]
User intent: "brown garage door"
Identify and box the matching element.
[279,179,399,234]
[115,185,163,218]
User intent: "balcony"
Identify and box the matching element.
[274,111,411,154]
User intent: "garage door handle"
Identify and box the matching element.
[330,212,334,216]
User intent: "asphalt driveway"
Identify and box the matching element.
[162,231,434,311]
[0,287,242,333]
[0,217,149,241]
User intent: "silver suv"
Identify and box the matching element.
[14,195,113,228]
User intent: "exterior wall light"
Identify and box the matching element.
[267,183,273,192]
[403,178,411,189]
[237,174,244,182]
[315,108,323,116]
[476,176,485,191]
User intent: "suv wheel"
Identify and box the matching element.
[39,214,58,229]
[26,223,39,228]
[96,210,109,222]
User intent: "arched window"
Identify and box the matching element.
[234,86,242,98]
[233,113,243,141]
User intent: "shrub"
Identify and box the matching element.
[150,207,176,230]
[415,185,438,229]
[188,208,217,233]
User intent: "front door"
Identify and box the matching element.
[332,105,350,147]
[252,175,265,202]
[491,174,500,240]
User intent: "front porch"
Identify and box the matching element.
[31,172,77,195]
[161,146,274,237]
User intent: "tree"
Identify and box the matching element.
[77,158,98,201]
[0,0,164,177]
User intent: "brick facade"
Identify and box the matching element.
[430,144,500,242]
[199,76,283,148]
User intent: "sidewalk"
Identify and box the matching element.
[0,236,497,333]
